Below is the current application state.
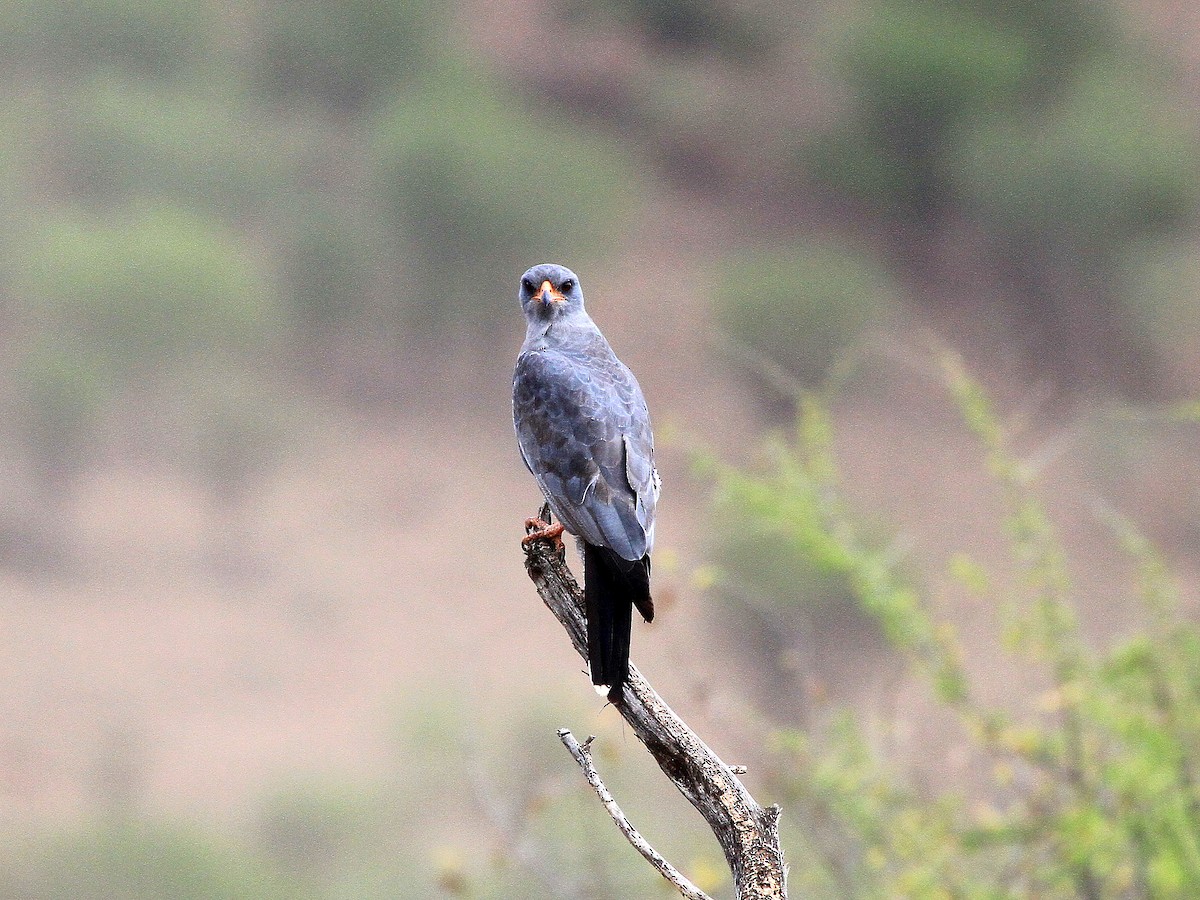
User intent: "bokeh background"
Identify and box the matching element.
[1,0,1200,896]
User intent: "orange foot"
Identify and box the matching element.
[522,517,565,551]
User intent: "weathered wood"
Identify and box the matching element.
[558,729,715,900]
[523,521,789,899]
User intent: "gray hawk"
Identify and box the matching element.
[513,263,659,700]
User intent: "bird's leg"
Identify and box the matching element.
[522,520,565,549]
[523,503,565,551]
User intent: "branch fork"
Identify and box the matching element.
[522,516,789,899]
[558,728,715,900]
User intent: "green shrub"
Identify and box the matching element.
[1117,240,1200,382]
[836,2,1030,128]
[255,0,444,111]
[717,519,860,615]
[256,781,391,882]
[699,398,951,678]
[809,0,1031,214]
[9,208,285,491]
[1,822,293,900]
[712,244,899,386]
[951,64,1200,256]
[561,0,771,62]
[277,194,382,334]
[0,0,212,78]
[10,339,114,482]
[960,0,1114,86]
[808,0,1124,218]
[51,78,291,212]
[805,0,1195,388]
[373,73,632,331]
[703,438,900,698]
[16,207,278,366]
[226,697,727,899]
[705,355,1200,896]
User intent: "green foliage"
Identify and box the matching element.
[255,0,444,111]
[0,0,213,79]
[959,0,1113,85]
[810,0,1031,213]
[1117,240,1200,381]
[8,207,283,487]
[804,0,1198,382]
[0,695,721,900]
[713,244,899,386]
[248,769,443,899]
[715,512,861,614]
[700,413,929,705]
[951,64,1200,257]
[9,339,113,481]
[0,0,651,494]
[836,2,1030,128]
[277,194,383,333]
[942,353,1081,673]
[16,207,278,366]
[699,396,967,704]
[1,821,293,900]
[9,696,729,900]
[51,78,292,212]
[807,0,1168,233]
[709,355,1200,896]
[255,780,399,889]
[778,719,996,898]
[373,73,632,331]
[562,0,771,61]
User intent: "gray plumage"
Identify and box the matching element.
[513,263,659,696]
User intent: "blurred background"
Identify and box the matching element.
[1,0,1199,896]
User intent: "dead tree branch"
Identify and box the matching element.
[523,517,789,899]
[558,729,716,900]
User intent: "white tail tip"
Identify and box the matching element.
[594,683,611,696]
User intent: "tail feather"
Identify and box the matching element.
[632,556,654,623]
[583,543,652,700]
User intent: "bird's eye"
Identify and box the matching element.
[522,278,535,293]
[561,279,575,292]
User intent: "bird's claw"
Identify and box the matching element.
[522,517,565,552]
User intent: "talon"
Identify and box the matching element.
[522,519,565,551]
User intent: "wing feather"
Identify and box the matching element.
[513,346,656,560]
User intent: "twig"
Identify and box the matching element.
[558,729,716,900]
[522,518,789,899]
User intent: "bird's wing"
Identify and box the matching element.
[513,347,656,561]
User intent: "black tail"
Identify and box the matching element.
[583,543,653,701]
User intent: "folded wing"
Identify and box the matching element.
[513,347,657,562]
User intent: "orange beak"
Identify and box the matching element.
[534,279,566,306]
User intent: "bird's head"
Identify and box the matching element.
[519,263,585,322]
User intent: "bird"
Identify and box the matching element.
[512,263,659,701]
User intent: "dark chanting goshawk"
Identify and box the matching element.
[513,264,659,700]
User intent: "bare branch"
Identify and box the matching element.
[558,729,716,900]
[523,521,789,899]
